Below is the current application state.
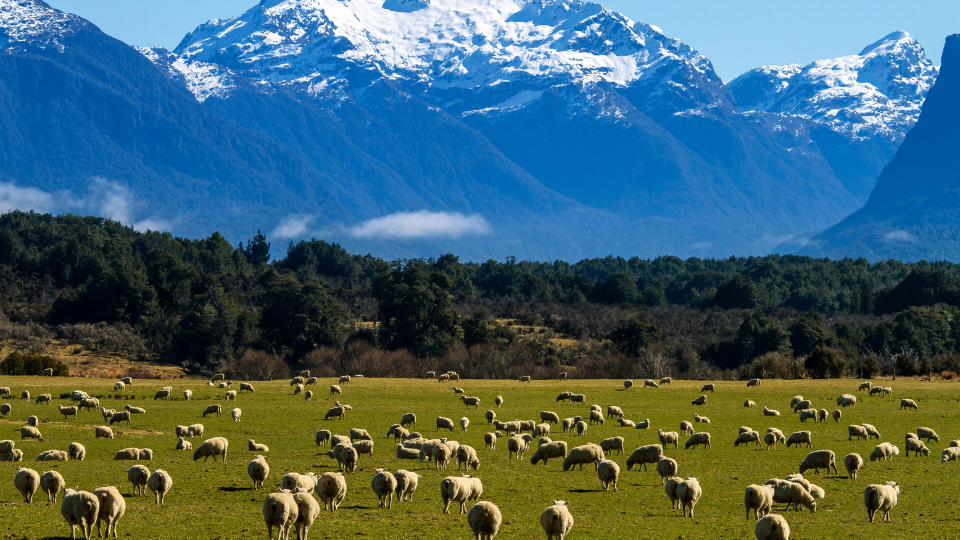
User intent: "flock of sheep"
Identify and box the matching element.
[0,371,950,540]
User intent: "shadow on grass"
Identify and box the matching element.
[218,486,252,492]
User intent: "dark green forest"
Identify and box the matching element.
[2,211,960,381]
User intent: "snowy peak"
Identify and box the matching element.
[0,0,91,52]
[136,46,238,102]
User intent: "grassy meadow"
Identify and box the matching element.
[0,375,958,539]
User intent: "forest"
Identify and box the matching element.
[1,211,960,381]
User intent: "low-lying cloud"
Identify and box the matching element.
[271,215,313,239]
[883,229,916,243]
[348,211,491,239]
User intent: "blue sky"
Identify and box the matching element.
[46,0,956,81]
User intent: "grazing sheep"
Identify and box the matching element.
[917,427,940,442]
[535,411,559,426]
[231,408,242,422]
[68,442,86,461]
[817,409,828,422]
[396,412,416,429]
[324,406,346,421]
[349,428,372,442]
[844,453,864,479]
[21,426,43,441]
[533,423,551,438]
[438,374,450,383]
[574,420,588,436]
[657,429,679,450]
[305,377,317,386]
[93,486,125,538]
[656,456,678,485]
[352,439,374,458]
[238,382,255,393]
[468,500,502,540]
[605,405,623,419]
[556,392,572,403]
[293,384,304,396]
[623,379,634,390]
[36,449,69,461]
[15,467,41,502]
[318,471,347,511]
[20,390,29,401]
[484,431,503,450]
[154,389,171,401]
[798,450,838,475]
[457,445,480,471]
[735,431,762,448]
[858,381,872,391]
[58,404,78,420]
[40,470,65,502]
[684,433,711,450]
[786,431,812,448]
[941,447,960,463]
[644,379,659,389]
[598,459,620,491]
[599,436,625,456]
[530,441,568,465]
[905,438,930,457]
[262,491,298,540]
[745,484,775,519]
[701,383,715,393]
[861,423,881,439]
[798,409,817,423]
[899,399,918,410]
[870,443,897,462]
[440,475,483,514]
[125,465,149,496]
[570,393,586,403]
[371,468,398,509]
[61,488,100,540]
[882,387,892,396]
[563,443,604,471]
[25,415,37,428]
[91,425,113,440]
[665,477,684,510]
[588,410,605,425]
[691,395,707,406]
[193,437,229,463]
[202,404,222,418]
[187,423,204,437]
[460,395,480,409]
[864,481,900,523]
[393,469,420,502]
[745,399,757,407]
[282,472,319,493]
[659,376,673,385]
[339,446,359,472]
[303,390,313,401]
[870,386,883,396]
[848,425,869,441]
[838,394,857,407]
[626,444,664,471]
[617,417,636,428]
[540,500,574,540]
[680,421,695,435]
[747,378,762,387]
[755,514,790,540]
[35,394,51,405]
[765,479,816,512]
[507,436,529,461]
[519,375,531,382]
[763,432,779,450]
[293,490,320,540]
[109,412,131,426]
[828,408,841,422]
[677,478,702,518]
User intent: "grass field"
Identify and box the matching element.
[1,376,958,539]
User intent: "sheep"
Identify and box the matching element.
[589,410,605,425]
[624,379,635,390]
[747,378,761,387]
[656,456,678,485]
[684,433,711,450]
[35,394,51,405]
[691,395,707,406]
[40,470,65,502]
[745,484,775,519]
[228,408,241,422]
[677,478,702,518]
[154,389,171,401]
[793,399,813,412]
[680,421,695,435]
[351,439,373,458]
[348,428,371,442]
[37,449,69,461]
[282,472,319,493]
[193,437,229,463]
[468,500,502,540]
[950,440,959,448]
[764,406,781,417]
[176,437,192,451]
[664,476,685,510]
[905,438,930,457]
[484,432,502,450]
[655,429,679,450]
[635,418,651,430]
[837,394,857,407]
[517,419,536,433]
[110,411,132,426]
[338,446,359,473]
[435,416,455,432]
[817,409,828,422]
[14,467,40,502]
[124,405,145,414]
[739,426,754,434]
[396,444,421,460]
[570,393,586,403]
[440,475,483,514]
[735,431,762,448]
[293,384,304,396]
[598,459,621,491]
[859,381,872,391]
[917,427,940,442]
[457,445,480,471]
[530,441,568,465]
[438,374,450,382]
[68,442,86,461]
[644,379,659,389]
[845,453,864,479]
[460,395,481,409]
[942,447,960,463]
[626,444,664,471]
[599,436,625,456]
[507,435,529,460]
[765,479,816,512]
[61,488,100,540]
[318,471,347,511]
[247,439,269,452]
[870,443,897,462]
[693,413,710,424]
[864,481,900,523]
[293,490,320,540]
[19,390,29,401]
[425,371,436,379]
[882,387,892,396]
[18,425,43,442]
[861,423,881,439]
[188,423,204,437]
[126,465,149,496]
[556,392,572,402]
[119,376,133,386]
[829,408,841,423]
[798,449,838,475]
[519,375,531,382]
[289,376,304,387]
[745,399,757,407]
[393,469,420,502]
[263,491,298,540]
[339,375,351,384]
[370,468,398,509]
[563,443,604,471]
[201,404,222,418]
[762,432,779,449]
[786,431,812,448]
[400,412,417,428]
[870,386,883,396]
[848,425,869,441]
[58,404,78,420]
[797,409,817,423]
[328,384,342,396]
[93,486,125,538]
[533,423,551,438]
[324,406,346,421]
[25,415,38,428]
[540,500,574,539]
[755,514,790,540]
[71,390,89,404]
[139,448,154,460]
[574,420,588,436]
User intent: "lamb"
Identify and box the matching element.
[457,445,480,471]
[187,423,204,437]
[917,427,940,442]
[293,490,320,540]
[202,404,222,418]
[507,435,529,460]
[59,405,78,420]
[21,426,43,441]
[494,395,503,407]
[764,479,816,512]
[656,456,678,485]
[109,412,131,426]
[193,437,229,463]
[844,453,864,479]
[598,459,620,491]
[574,420,588,436]
[467,500,502,540]
[40,470,65,502]
[831,409,842,422]
[870,443,897,462]
[317,472,348,511]
[93,486,125,538]
[684,433,711,450]
[599,436,625,456]
[540,500,574,540]
[864,481,900,523]
[764,406,780,417]
[626,444,663,471]
[263,491,298,540]
[644,379,659,389]
[755,514,790,540]
[693,413,710,424]
[436,416,455,432]
[744,484,775,519]
[665,477,684,509]
[691,395,707,406]
[798,449,838,475]
[440,475,483,514]
[745,399,757,407]
[324,406,346,421]
[176,437,192,451]
[735,431,762,448]
[905,437,930,457]
[394,469,420,502]
[786,431,812,448]
[124,405,145,414]
[680,421,694,435]
[540,411,560,425]
[942,447,960,463]
[483,432,502,450]
[563,443,604,471]
[247,438,269,452]
[95,426,114,439]
[400,412,417,428]
[530,441,568,465]
[677,478,702,518]
[798,409,817,423]
[60,488,100,540]
[862,423,882,439]
[371,468,398,509]
[68,442,86,461]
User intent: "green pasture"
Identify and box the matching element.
[0,376,958,539]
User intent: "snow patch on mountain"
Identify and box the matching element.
[137,46,237,102]
[0,0,86,52]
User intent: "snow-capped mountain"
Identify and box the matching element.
[0,0,91,52]
[728,31,938,142]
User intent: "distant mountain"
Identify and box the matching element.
[796,34,960,261]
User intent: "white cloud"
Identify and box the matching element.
[348,211,491,239]
[90,178,133,224]
[690,241,712,250]
[271,215,313,239]
[133,218,171,233]
[0,183,57,214]
[883,229,916,243]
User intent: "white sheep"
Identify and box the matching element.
[747,378,761,387]
[844,453,864,478]
[436,416,455,432]
[755,514,790,540]
[864,481,900,523]
[507,435,529,461]
[899,399,918,410]
[858,381,872,391]
[574,420,588,436]
[917,427,940,442]
[656,456,678,485]
[861,423,881,439]
[318,472,347,511]
[563,443,604,471]
[870,386,883,396]
[684,433,711,449]
[786,431,812,448]
[457,445,480,471]
[530,441,568,465]
[599,436,625,456]
[798,450,838,475]
[905,437,930,457]
[735,431,762,448]
[393,469,420,502]
[40,470,65,502]
[292,490,320,540]
[798,409,817,423]
[246,455,270,490]
[93,486,125,538]
[371,468,398,509]
[113,448,140,461]
[636,418,651,429]
[282,472,319,494]
[677,478,702,518]
[396,444,420,460]
[598,459,620,491]
[617,417,636,428]
[147,469,173,506]
[188,423,204,437]
[832,409,842,422]
[14,467,40,502]
[124,405,145,414]
[540,500,574,540]
[263,491,298,540]
[440,475,483,514]
[202,404,222,418]
[193,437,229,462]
[653,430,678,450]
[61,488,100,540]
[232,408,242,422]
[68,442,86,461]
[626,444,663,471]
[942,447,960,463]
[467,500,502,540]
[109,412,131,426]
[848,425,868,441]
[249,439,270,452]
[680,421,694,435]
[764,479,816,512]
[400,412,417,428]
[870,443,896,462]
[745,399,757,407]
[763,432,778,450]
[175,437,192,451]
[58,404,78,420]
[744,484,775,519]
[665,477,684,510]
[837,394,857,407]
[763,406,780,417]
[459,417,470,432]
[691,395,707,406]
[624,379,634,389]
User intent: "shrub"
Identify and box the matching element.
[0,351,69,376]
[221,350,290,381]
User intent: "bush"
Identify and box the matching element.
[743,352,800,380]
[804,348,847,379]
[0,351,68,376]
[221,350,290,381]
